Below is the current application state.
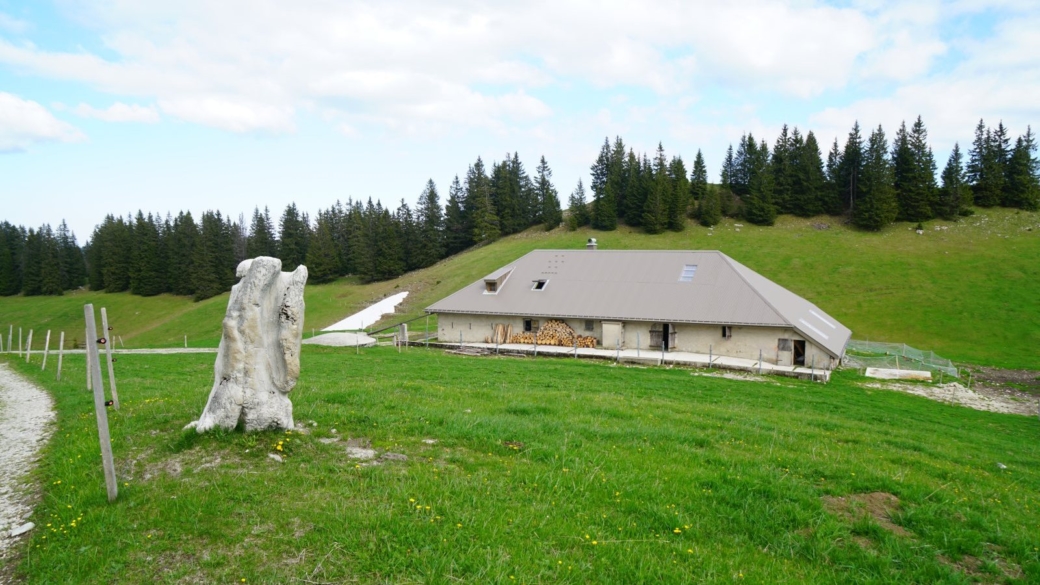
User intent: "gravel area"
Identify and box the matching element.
[0,363,55,581]
[862,380,1039,416]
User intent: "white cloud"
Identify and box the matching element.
[0,12,29,34]
[73,102,160,123]
[0,92,83,152]
[158,97,295,134]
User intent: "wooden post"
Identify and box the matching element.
[57,332,65,381]
[84,304,118,503]
[709,344,712,368]
[402,323,408,350]
[425,315,430,348]
[7,325,11,354]
[758,349,762,374]
[574,339,578,358]
[615,338,620,362]
[636,332,640,358]
[811,355,816,382]
[101,308,119,410]
[25,329,33,363]
[86,338,93,391]
[184,335,187,348]
[42,330,51,370]
[18,327,22,356]
[356,334,360,355]
[118,335,124,348]
[0,332,3,353]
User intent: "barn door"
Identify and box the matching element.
[793,340,806,366]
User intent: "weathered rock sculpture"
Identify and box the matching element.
[187,257,308,433]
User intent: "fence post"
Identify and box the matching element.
[25,330,33,363]
[7,325,11,354]
[101,308,119,410]
[574,339,578,358]
[616,338,620,363]
[86,338,92,391]
[42,330,51,370]
[425,315,430,349]
[811,355,815,382]
[184,335,187,348]
[19,327,22,356]
[84,304,118,503]
[636,332,640,358]
[758,349,762,375]
[57,332,65,381]
[709,344,712,368]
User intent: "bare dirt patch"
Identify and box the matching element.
[861,381,1037,416]
[971,366,1040,397]
[821,492,911,537]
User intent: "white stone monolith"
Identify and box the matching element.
[187,257,308,433]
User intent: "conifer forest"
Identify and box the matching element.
[1,117,1037,300]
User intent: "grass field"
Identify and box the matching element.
[5,347,1040,583]
[1,208,1038,369]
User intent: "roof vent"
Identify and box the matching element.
[586,238,597,250]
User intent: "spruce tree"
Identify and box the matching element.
[246,207,278,258]
[38,225,63,296]
[535,156,562,230]
[608,137,627,225]
[192,211,234,301]
[938,144,969,220]
[642,143,670,234]
[97,215,132,292]
[839,122,865,215]
[278,203,310,271]
[305,212,341,284]
[371,203,405,280]
[21,228,42,296]
[415,179,446,267]
[853,125,898,230]
[466,158,500,244]
[791,130,827,217]
[0,222,22,296]
[667,156,689,231]
[771,125,794,214]
[167,211,198,296]
[823,139,844,215]
[590,138,616,230]
[893,117,938,221]
[56,220,86,290]
[395,200,422,271]
[567,179,591,230]
[689,150,708,217]
[623,150,646,226]
[490,157,522,235]
[1004,127,1040,211]
[697,186,722,227]
[444,175,471,255]
[130,211,166,296]
[743,139,777,226]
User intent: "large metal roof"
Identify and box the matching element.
[426,249,851,357]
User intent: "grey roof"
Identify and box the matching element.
[426,250,851,357]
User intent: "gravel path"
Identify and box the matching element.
[0,363,55,578]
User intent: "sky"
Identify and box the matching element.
[2,0,1039,241]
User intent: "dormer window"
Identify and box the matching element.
[532,279,547,291]
[485,281,497,293]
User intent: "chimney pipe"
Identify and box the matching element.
[586,238,598,250]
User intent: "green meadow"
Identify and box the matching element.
[1,209,1038,369]
[4,347,1039,583]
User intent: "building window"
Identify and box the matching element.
[778,338,792,351]
[722,326,732,339]
[584,320,594,332]
[678,264,697,282]
[523,319,533,332]
[485,281,497,293]
[532,279,547,291]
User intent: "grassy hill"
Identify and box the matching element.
[1,209,1038,369]
[6,348,1039,583]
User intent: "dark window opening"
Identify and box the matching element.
[584,320,594,332]
[793,340,806,366]
[485,281,497,293]
[533,280,547,291]
[523,319,533,332]
[778,338,792,351]
[722,326,732,339]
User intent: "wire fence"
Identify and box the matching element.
[843,340,959,378]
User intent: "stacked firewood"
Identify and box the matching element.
[506,320,596,348]
[484,323,513,344]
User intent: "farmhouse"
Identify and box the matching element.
[426,241,851,370]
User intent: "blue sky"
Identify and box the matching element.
[2,0,1039,240]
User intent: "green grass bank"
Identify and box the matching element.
[5,347,1040,583]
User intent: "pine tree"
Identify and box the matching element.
[823,139,844,215]
[395,200,422,271]
[608,137,627,225]
[305,212,341,284]
[839,122,865,215]
[21,228,42,296]
[56,220,86,290]
[853,125,898,230]
[893,116,938,221]
[535,156,562,230]
[491,156,523,235]
[192,211,234,301]
[791,130,827,217]
[667,156,689,231]
[938,144,969,220]
[642,143,670,234]
[689,150,708,217]
[1004,127,1040,211]
[567,179,591,230]
[95,215,132,292]
[246,207,278,258]
[415,179,446,267]
[443,175,470,255]
[371,203,405,281]
[466,158,500,244]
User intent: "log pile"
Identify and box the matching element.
[506,319,596,348]
[484,323,513,344]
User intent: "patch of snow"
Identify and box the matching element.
[323,291,409,331]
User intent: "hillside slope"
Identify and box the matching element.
[1,209,1037,369]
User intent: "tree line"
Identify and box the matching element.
[2,117,1036,299]
[571,117,1038,233]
